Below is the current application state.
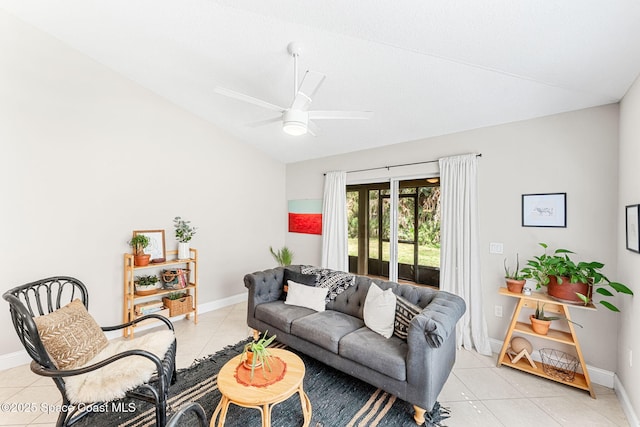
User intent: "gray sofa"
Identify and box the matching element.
[244,266,466,425]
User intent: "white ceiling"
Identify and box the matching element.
[3,0,640,163]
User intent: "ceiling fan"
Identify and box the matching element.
[214,42,373,136]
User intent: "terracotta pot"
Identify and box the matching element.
[547,275,592,304]
[505,279,526,294]
[134,254,151,267]
[244,351,262,369]
[530,315,551,335]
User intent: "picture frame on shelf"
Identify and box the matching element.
[522,193,567,228]
[133,230,166,261]
[626,204,640,253]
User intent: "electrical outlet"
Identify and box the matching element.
[495,305,503,318]
[489,242,504,254]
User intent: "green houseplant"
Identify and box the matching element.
[134,274,159,296]
[521,243,633,312]
[174,216,197,260]
[529,302,582,335]
[242,331,277,380]
[129,234,151,266]
[504,254,525,294]
[270,246,294,266]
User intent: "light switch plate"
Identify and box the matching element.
[489,242,504,254]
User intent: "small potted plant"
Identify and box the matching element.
[174,216,197,260]
[242,331,277,380]
[134,274,159,296]
[504,254,525,294]
[129,234,151,266]
[269,246,294,266]
[530,302,582,335]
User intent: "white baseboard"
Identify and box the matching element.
[0,292,249,372]
[614,375,640,427]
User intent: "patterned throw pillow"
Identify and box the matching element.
[393,295,422,340]
[301,266,355,303]
[34,299,108,369]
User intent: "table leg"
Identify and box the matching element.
[210,396,230,427]
[298,386,312,427]
[262,404,271,426]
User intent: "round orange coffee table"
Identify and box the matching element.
[210,348,312,427]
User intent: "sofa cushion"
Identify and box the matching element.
[285,281,328,312]
[394,295,422,340]
[255,301,315,334]
[339,327,408,381]
[291,311,365,353]
[363,283,396,338]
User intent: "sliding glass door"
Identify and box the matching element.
[347,178,440,287]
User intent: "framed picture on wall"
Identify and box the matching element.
[522,193,567,228]
[626,205,640,253]
[133,230,166,261]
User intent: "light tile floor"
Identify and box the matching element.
[0,302,630,426]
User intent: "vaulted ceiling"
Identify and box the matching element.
[3,1,640,163]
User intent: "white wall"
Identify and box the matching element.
[0,11,286,355]
[618,74,640,422]
[286,104,623,372]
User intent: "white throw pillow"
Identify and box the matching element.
[285,280,328,312]
[363,283,397,338]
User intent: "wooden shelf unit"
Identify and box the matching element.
[123,248,198,337]
[497,287,596,398]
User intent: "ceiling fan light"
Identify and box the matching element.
[283,121,307,136]
[283,109,308,136]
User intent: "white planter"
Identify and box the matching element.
[178,242,190,260]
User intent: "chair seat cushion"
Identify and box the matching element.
[34,299,108,370]
[339,327,408,381]
[65,329,175,404]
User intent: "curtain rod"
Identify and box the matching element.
[323,153,482,175]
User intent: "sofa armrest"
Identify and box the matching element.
[411,291,466,348]
[244,268,285,317]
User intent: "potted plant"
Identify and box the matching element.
[174,216,197,260]
[504,254,525,294]
[530,302,582,335]
[269,246,294,266]
[521,243,633,312]
[134,274,159,296]
[129,234,151,266]
[241,330,277,380]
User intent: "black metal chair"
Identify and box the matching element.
[166,402,207,427]
[3,276,177,427]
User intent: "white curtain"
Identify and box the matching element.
[321,171,348,271]
[439,154,492,355]
[388,179,400,282]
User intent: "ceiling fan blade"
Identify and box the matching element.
[307,120,320,137]
[308,110,373,120]
[247,116,282,128]
[290,71,326,110]
[214,86,285,112]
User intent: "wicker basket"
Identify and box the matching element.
[539,348,579,382]
[162,294,193,317]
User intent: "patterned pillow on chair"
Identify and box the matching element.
[34,299,108,369]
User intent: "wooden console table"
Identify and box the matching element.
[496,287,596,398]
